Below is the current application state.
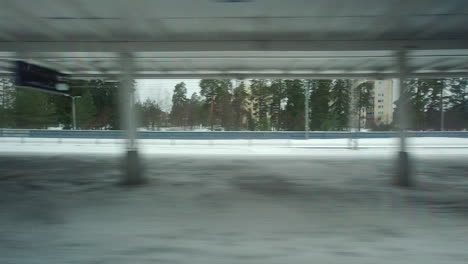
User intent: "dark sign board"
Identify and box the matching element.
[15,61,71,95]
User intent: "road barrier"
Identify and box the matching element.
[1,129,468,140]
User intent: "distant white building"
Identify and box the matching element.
[355,79,394,129]
[371,80,394,126]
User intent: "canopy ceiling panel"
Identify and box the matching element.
[0,0,467,78]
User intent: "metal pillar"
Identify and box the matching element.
[396,50,412,187]
[304,80,310,139]
[119,52,144,185]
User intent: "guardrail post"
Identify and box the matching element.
[395,49,412,187]
[119,52,144,185]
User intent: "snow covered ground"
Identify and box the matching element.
[0,138,468,263]
[2,137,468,157]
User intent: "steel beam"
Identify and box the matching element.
[1,40,468,52]
[2,69,468,80]
[68,71,468,79]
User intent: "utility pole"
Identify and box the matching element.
[70,95,81,130]
[348,80,358,149]
[72,96,77,130]
[1,80,5,127]
[304,80,310,139]
[440,82,445,131]
[358,86,362,132]
[210,94,216,131]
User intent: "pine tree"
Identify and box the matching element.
[446,78,468,129]
[353,81,373,131]
[329,79,350,130]
[47,79,93,129]
[0,78,15,128]
[250,79,272,131]
[423,79,444,130]
[247,108,256,131]
[310,80,332,131]
[199,79,232,130]
[13,88,56,128]
[48,93,72,129]
[142,99,163,130]
[392,79,431,130]
[270,80,286,131]
[170,82,188,127]
[87,80,120,129]
[187,92,202,130]
[231,81,249,130]
[282,79,305,131]
[75,90,97,129]
[200,79,218,130]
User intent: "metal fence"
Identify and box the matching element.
[1,129,468,139]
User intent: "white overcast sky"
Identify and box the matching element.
[136,79,201,111]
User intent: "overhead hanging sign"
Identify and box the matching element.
[15,61,71,95]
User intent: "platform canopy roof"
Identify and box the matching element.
[1,0,468,79]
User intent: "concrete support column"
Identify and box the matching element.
[396,49,411,187]
[119,52,143,185]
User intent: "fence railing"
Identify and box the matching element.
[1,129,468,139]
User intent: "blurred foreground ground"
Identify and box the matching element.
[0,139,468,263]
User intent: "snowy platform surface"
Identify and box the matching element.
[1,139,468,263]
